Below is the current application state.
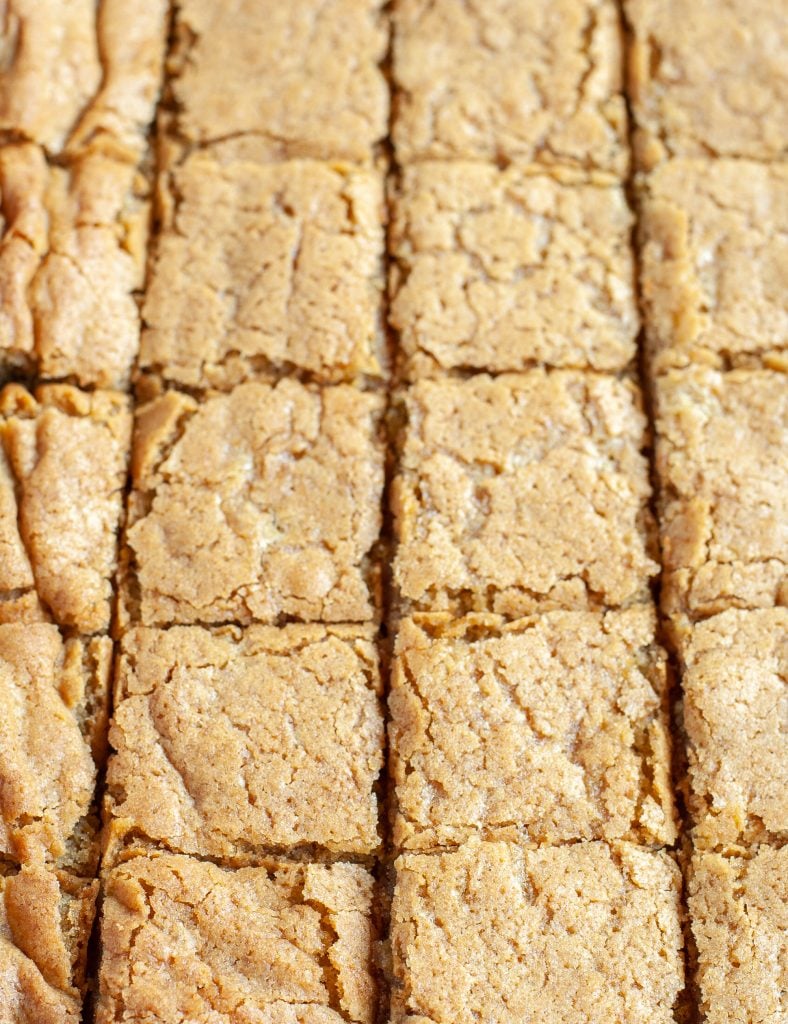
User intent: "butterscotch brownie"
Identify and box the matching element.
[96,852,379,1024]
[0,624,111,872]
[392,372,658,616]
[640,160,788,374]
[392,0,628,173]
[107,624,383,859]
[655,367,787,623]
[168,0,388,161]
[140,151,386,388]
[0,145,150,387]
[0,0,167,159]
[678,608,787,849]
[390,608,675,850]
[0,384,131,633]
[0,865,97,1024]
[389,163,638,377]
[391,839,684,1023]
[625,0,788,168]
[688,847,787,1024]
[125,380,385,627]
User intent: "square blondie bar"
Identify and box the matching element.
[107,624,384,859]
[96,852,379,1024]
[391,839,684,1024]
[392,0,628,173]
[389,163,638,377]
[140,151,386,388]
[0,384,131,634]
[125,380,385,627]
[392,372,658,616]
[390,608,675,849]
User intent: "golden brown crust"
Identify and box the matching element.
[392,372,658,616]
[392,0,628,173]
[140,152,387,388]
[688,848,788,1024]
[107,624,384,858]
[391,839,684,1024]
[389,163,638,377]
[390,608,676,849]
[126,381,385,627]
[96,852,379,1024]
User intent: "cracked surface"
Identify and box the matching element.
[0,865,97,1024]
[392,371,658,616]
[96,852,378,1024]
[391,0,628,173]
[168,0,388,161]
[0,144,150,388]
[0,384,132,634]
[126,380,385,627]
[625,0,788,167]
[655,367,788,624]
[389,163,638,377]
[389,608,676,850]
[391,838,684,1024]
[688,847,787,1024]
[677,608,788,849]
[140,150,386,388]
[107,625,384,859]
[0,624,111,873]
[0,0,167,159]
[640,160,788,374]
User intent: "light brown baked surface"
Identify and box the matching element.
[392,371,658,616]
[625,0,788,167]
[389,163,638,377]
[678,608,788,849]
[0,866,97,1024]
[392,0,628,173]
[391,838,684,1024]
[167,0,388,161]
[640,160,788,374]
[0,384,131,633]
[688,847,788,1024]
[140,151,386,388]
[0,624,111,873]
[107,624,383,858]
[389,608,675,849]
[96,852,378,1024]
[0,0,167,159]
[0,145,150,388]
[125,380,384,628]
[655,367,788,624]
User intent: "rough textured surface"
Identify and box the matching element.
[392,372,658,616]
[391,839,684,1024]
[0,145,150,388]
[390,608,676,850]
[655,367,787,623]
[678,608,788,849]
[640,160,788,374]
[96,853,378,1024]
[126,380,385,627]
[0,866,97,1024]
[0,624,111,873]
[0,0,167,159]
[168,0,388,161]
[626,0,788,167]
[0,384,132,634]
[107,625,384,858]
[390,163,638,377]
[141,151,386,388]
[392,0,628,173]
[689,848,787,1024]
